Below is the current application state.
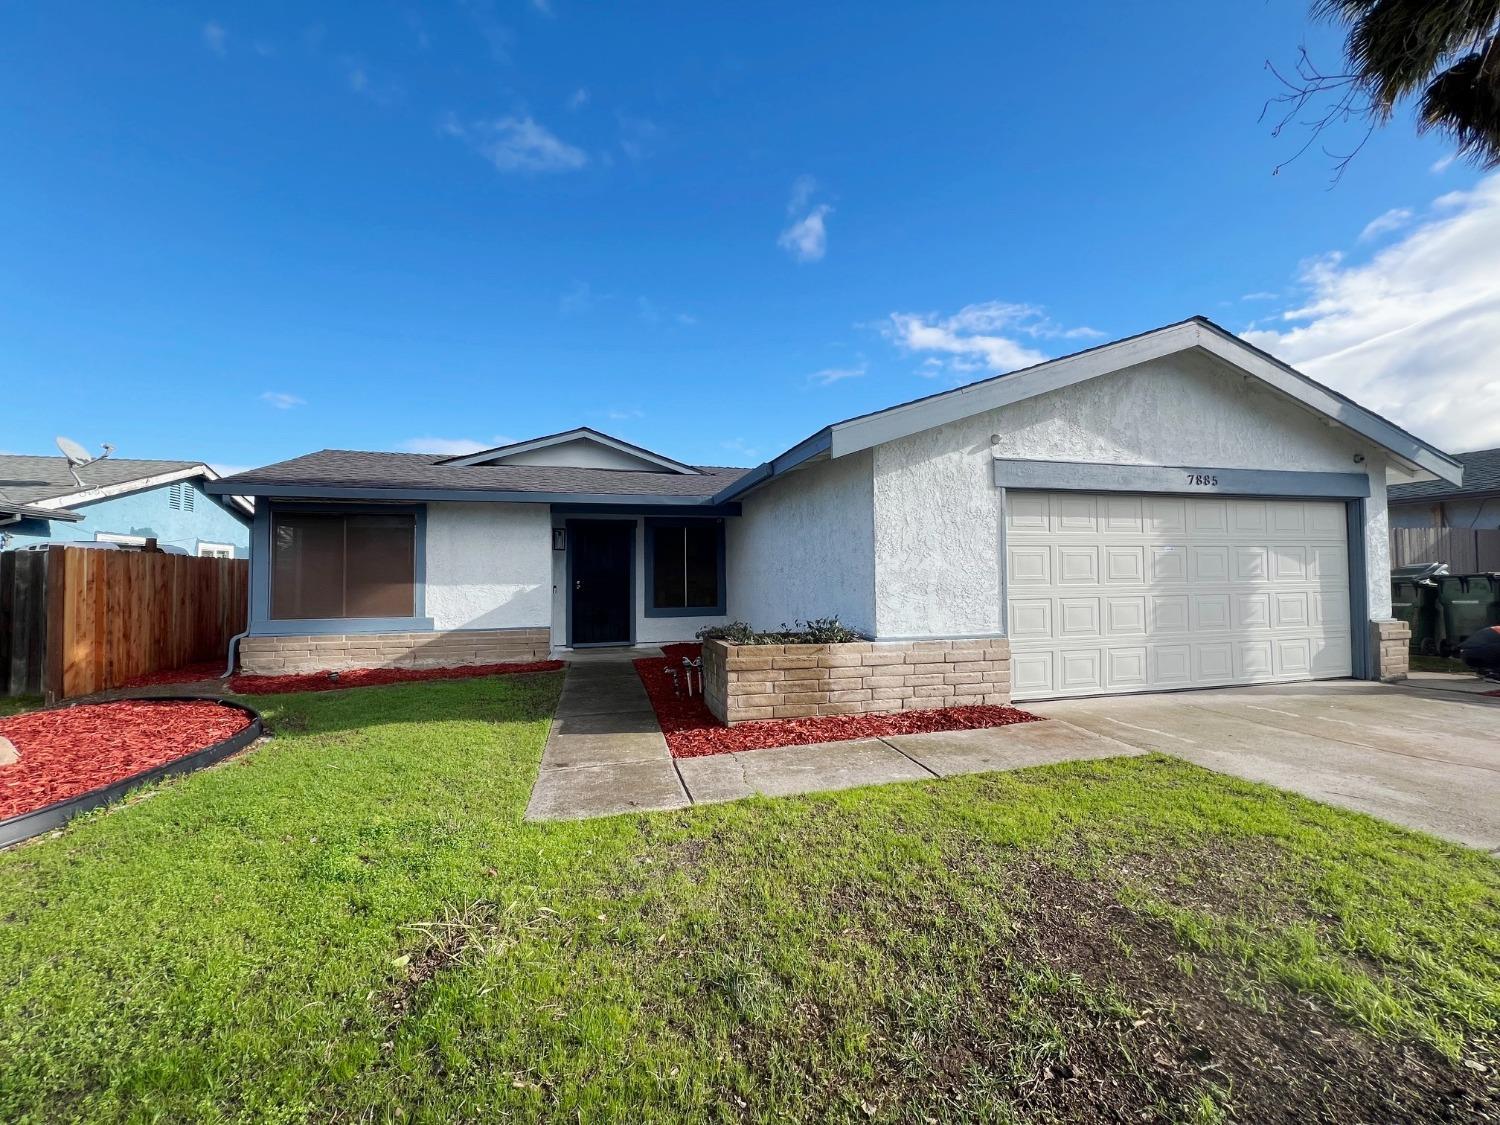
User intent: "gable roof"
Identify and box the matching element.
[714,316,1463,504]
[438,426,702,474]
[207,449,748,504]
[1388,446,1500,503]
[0,456,253,521]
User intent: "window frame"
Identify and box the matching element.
[250,503,432,635]
[642,517,727,618]
[197,541,235,558]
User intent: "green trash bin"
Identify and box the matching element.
[1410,580,1444,655]
[1390,578,1420,629]
[1435,575,1491,656]
[1485,573,1500,628]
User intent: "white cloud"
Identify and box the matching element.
[1241,173,1500,451]
[1241,291,1280,302]
[882,301,1102,380]
[787,174,817,215]
[1359,207,1413,242]
[1431,153,1456,174]
[530,0,554,14]
[779,204,831,263]
[443,114,587,174]
[605,407,644,421]
[202,21,227,55]
[209,463,253,478]
[779,177,831,263]
[616,113,660,163]
[720,437,761,461]
[567,87,588,111]
[260,392,305,409]
[399,435,516,455]
[809,364,866,386]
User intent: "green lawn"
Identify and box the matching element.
[0,674,1496,1122]
[0,694,41,718]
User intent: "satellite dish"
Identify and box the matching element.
[55,436,114,487]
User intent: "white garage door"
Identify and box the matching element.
[1005,491,1352,700]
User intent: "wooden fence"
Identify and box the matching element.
[1390,527,1500,573]
[0,546,248,701]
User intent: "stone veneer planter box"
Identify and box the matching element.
[701,637,1012,725]
[240,627,551,675]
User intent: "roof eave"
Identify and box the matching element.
[437,426,703,475]
[817,318,1462,485]
[203,481,734,506]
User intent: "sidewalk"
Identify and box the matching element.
[525,651,1135,821]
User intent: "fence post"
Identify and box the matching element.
[44,545,66,705]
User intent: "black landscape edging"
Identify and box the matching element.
[0,697,265,848]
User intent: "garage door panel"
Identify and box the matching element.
[1191,546,1230,581]
[1058,598,1101,637]
[1106,596,1147,635]
[1054,495,1097,532]
[1006,490,1354,700]
[1107,646,1149,687]
[1150,546,1188,581]
[1008,545,1051,585]
[1056,546,1099,584]
[1104,545,1145,583]
[1189,499,1229,535]
[1010,599,1052,637]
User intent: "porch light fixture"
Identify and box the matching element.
[552,528,567,551]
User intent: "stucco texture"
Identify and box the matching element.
[727,451,876,636]
[870,352,1393,634]
[425,503,552,631]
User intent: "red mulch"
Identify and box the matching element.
[120,661,224,688]
[226,660,564,695]
[638,645,1042,758]
[0,700,252,820]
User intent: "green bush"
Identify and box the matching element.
[695,617,866,646]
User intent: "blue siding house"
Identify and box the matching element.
[0,456,252,556]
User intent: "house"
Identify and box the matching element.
[1387,446,1500,529]
[0,457,253,557]
[208,317,1461,701]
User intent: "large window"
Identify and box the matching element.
[271,511,416,620]
[648,520,724,615]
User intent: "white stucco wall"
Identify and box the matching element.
[726,451,876,636]
[499,439,669,471]
[425,503,553,631]
[870,351,1393,635]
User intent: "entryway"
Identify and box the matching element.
[567,520,633,647]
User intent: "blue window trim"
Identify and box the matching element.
[642,517,727,618]
[249,503,432,636]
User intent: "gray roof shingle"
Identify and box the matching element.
[0,455,204,510]
[1388,447,1500,502]
[214,449,750,499]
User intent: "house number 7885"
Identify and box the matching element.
[1185,473,1218,487]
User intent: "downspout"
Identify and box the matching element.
[224,629,248,680]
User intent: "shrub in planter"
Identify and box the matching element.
[696,616,867,646]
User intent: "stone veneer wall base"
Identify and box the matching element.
[1372,619,1410,682]
[240,627,551,675]
[702,637,1012,725]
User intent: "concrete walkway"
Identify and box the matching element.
[1032,679,1500,852]
[524,649,1137,821]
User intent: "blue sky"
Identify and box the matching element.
[3,1,1496,474]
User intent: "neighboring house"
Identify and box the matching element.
[209,317,1462,701]
[0,457,253,557]
[1387,446,1500,529]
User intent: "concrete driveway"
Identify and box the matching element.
[1030,680,1500,853]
